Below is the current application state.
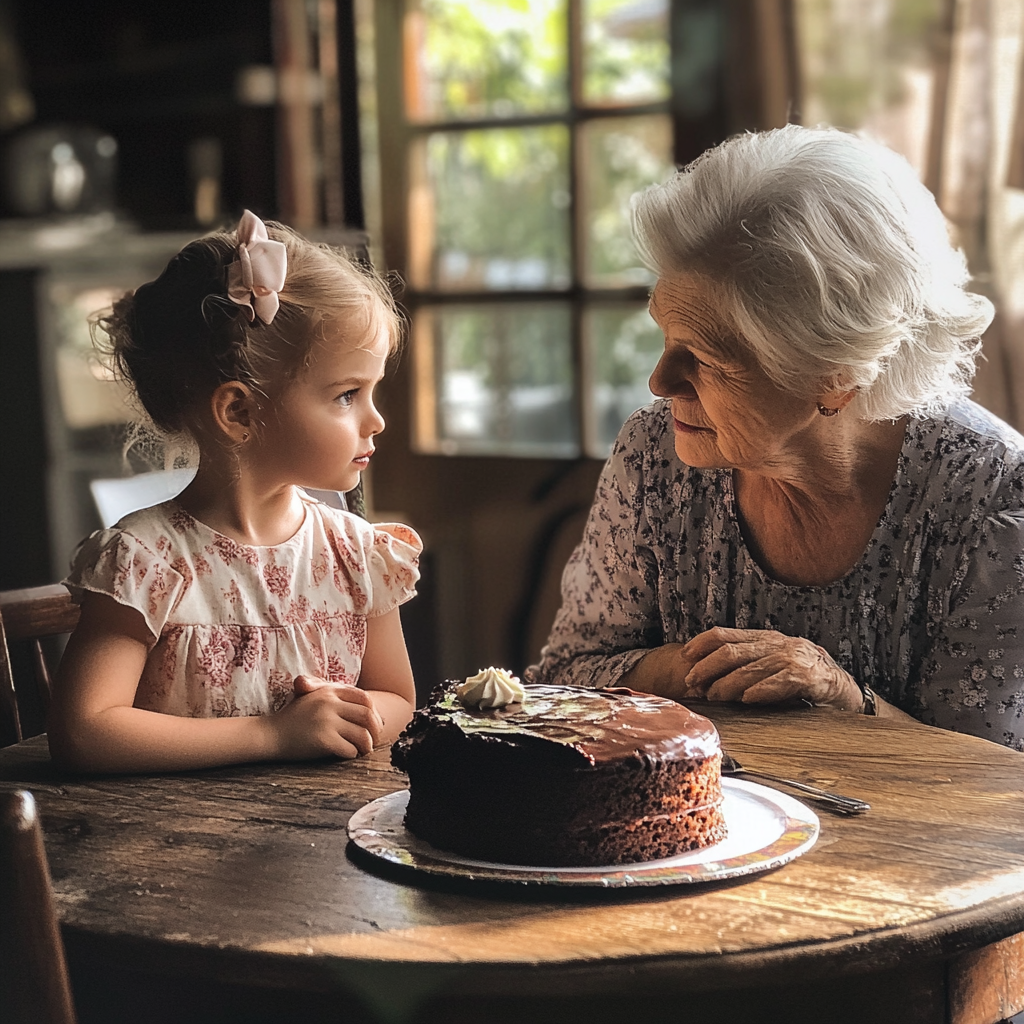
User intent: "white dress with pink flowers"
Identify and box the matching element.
[63,495,422,718]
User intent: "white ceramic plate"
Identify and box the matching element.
[347,778,819,887]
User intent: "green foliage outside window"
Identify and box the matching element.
[413,0,567,120]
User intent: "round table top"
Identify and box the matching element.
[2,703,1023,1003]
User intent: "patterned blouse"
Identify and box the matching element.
[64,495,421,718]
[526,399,1024,750]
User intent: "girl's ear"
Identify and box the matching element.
[210,381,255,444]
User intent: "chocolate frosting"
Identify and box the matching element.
[426,683,720,765]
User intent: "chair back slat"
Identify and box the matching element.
[0,790,78,1024]
[0,611,20,745]
[0,586,81,747]
[30,641,54,715]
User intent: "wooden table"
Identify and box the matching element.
[2,705,1024,1024]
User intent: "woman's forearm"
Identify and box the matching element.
[619,644,690,700]
[527,648,653,690]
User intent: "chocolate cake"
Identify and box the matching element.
[391,682,727,867]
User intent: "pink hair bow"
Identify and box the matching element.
[226,210,287,324]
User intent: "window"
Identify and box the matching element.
[373,0,677,458]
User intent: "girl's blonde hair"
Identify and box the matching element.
[96,219,403,438]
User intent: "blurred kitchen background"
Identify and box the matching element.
[1,0,1023,697]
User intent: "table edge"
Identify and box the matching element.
[62,892,1024,995]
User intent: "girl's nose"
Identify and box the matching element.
[366,401,385,437]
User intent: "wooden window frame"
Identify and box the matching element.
[368,0,794,460]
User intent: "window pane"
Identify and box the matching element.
[415,304,578,457]
[581,0,670,107]
[586,304,663,455]
[579,114,673,288]
[409,126,572,291]
[50,282,133,431]
[404,0,568,122]
[795,0,945,175]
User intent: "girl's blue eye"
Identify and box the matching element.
[335,389,358,407]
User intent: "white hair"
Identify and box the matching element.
[630,124,994,420]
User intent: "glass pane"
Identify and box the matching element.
[795,0,946,176]
[416,304,578,457]
[409,126,572,291]
[581,0,670,107]
[404,0,568,122]
[579,114,673,288]
[587,304,663,455]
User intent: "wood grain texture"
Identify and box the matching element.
[0,585,80,640]
[950,931,1024,1024]
[1,705,1023,1023]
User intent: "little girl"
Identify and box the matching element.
[48,211,421,774]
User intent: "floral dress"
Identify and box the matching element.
[64,495,421,718]
[526,399,1024,750]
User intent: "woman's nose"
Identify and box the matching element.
[649,349,698,399]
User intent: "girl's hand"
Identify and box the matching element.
[269,676,385,760]
[676,627,864,711]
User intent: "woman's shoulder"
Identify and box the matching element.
[611,400,718,488]
[905,400,1024,525]
[939,400,1024,457]
[914,400,1024,477]
[617,400,673,449]
[609,400,676,475]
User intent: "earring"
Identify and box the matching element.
[816,404,840,417]
[241,431,250,442]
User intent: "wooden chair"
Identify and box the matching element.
[0,789,77,1024]
[88,467,362,529]
[0,585,80,747]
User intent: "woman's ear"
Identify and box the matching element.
[209,381,255,444]
[816,382,859,416]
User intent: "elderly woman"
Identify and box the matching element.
[527,124,1024,750]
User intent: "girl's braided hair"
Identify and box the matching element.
[96,220,402,437]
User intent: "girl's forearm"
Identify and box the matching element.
[48,706,280,774]
[365,689,415,746]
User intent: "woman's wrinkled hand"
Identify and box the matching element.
[623,628,864,712]
[678,627,863,710]
[268,675,385,761]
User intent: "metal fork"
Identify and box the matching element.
[721,751,870,815]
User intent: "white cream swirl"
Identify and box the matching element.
[456,667,525,710]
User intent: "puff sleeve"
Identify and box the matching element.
[361,522,422,616]
[63,528,185,640]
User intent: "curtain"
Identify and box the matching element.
[931,0,1024,429]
